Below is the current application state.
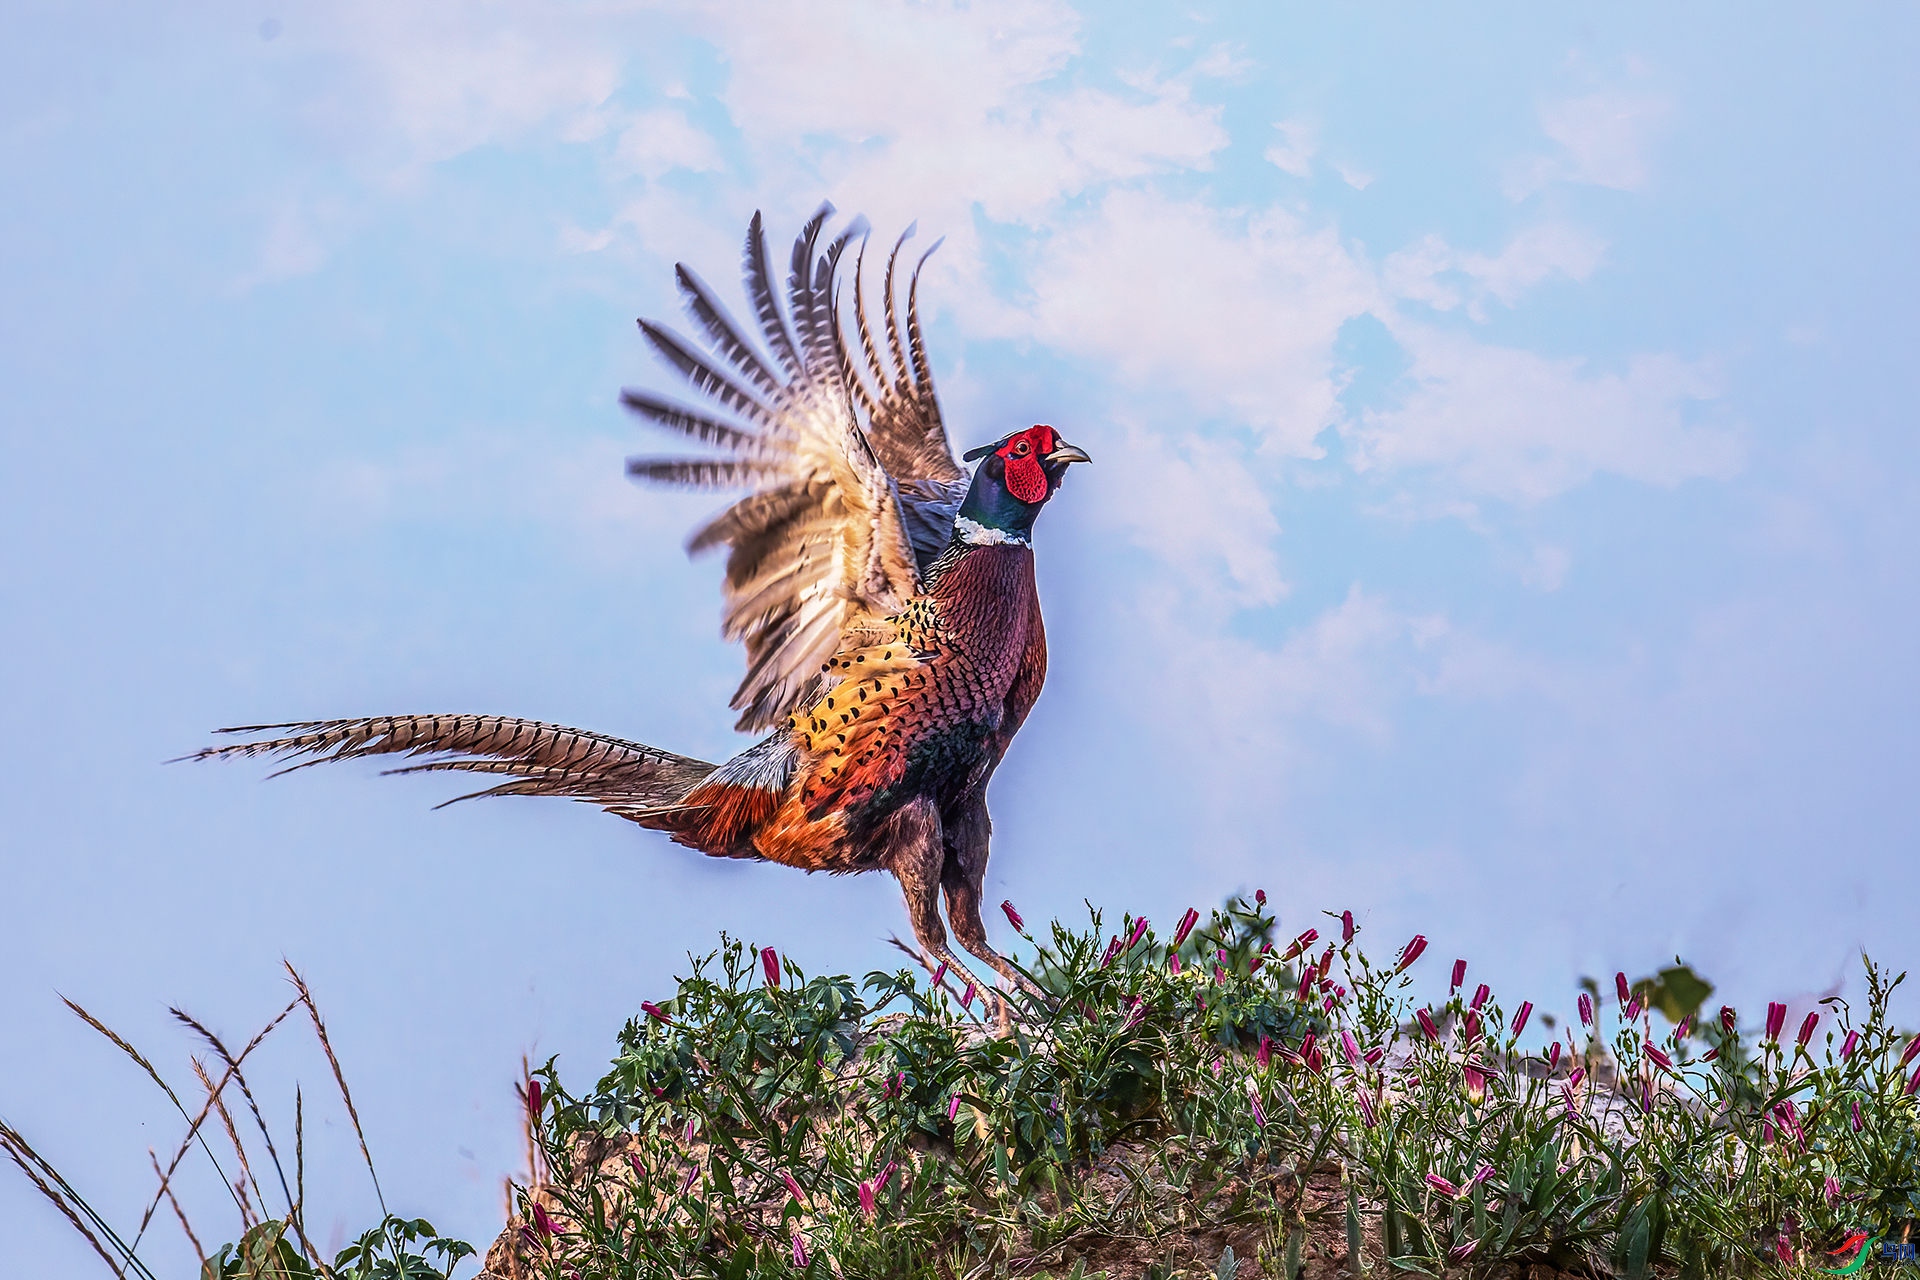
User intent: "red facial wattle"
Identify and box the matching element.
[1000,425,1056,504]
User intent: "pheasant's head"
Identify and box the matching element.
[956,424,1090,541]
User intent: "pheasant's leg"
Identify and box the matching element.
[885,797,1001,1023]
[941,794,1046,1009]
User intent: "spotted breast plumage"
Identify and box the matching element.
[191,206,1090,1026]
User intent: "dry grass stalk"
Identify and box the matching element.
[284,960,386,1213]
[172,1007,297,1223]
[132,995,298,1250]
[148,1148,205,1265]
[191,1056,261,1228]
[61,995,249,1225]
[1,1124,131,1279]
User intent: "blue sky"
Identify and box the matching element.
[4,3,1917,1272]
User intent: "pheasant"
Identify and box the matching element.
[193,207,1090,1025]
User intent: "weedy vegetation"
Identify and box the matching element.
[7,901,1918,1278]
[0,962,473,1280]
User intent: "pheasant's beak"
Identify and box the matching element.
[1045,441,1092,465]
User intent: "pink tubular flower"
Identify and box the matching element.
[1907,1062,1920,1097]
[1645,1040,1674,1071]
[859,1179,877,1219]
[1000,899,1024,931]
[1471,983,1490,1011]
[642,1001,672,1024]
[1623,996,1642,1023]
[1169,954,1184,976]
[1396,934,1429,972]
[1513,1001,1533,1037]
[1461,1062,1486,1105]
[1341,1030,1361,1066]
[1323,994,1337,1014]
[790,1230,809,1268]
[1851,1100,1864,1132]
[1825,1176,1841,1205]
[960,982,976,1008]
[1356,1086,1377,1128]
[525,1078,543,1119]
[1765,1001,1787,1042]
[1256,1036,1273,1068]
[1342,910,1356,943]
[1417,1008,1440,1040]
[1283,928,1319,961]
[1214,965,1227,985]
[1306,1043,1324,1074]
[1641,1079,1654,1114]
[1462,1011,1482,1044]
[1449,1240,1479,1262]
[1797,1011,1820,1048]
[1451,959,1468,993]
[1841,1030,1860,1059]
[1569,1066,1586,1090]
[1425,1173,1462,1199]
[876,1161,897,1194]
[682,1165,699,1194]
[1547,1042,1561,1070]
[1296,967,1314,1000]
[947,1093,963,1123]
[782,1171,805,1203]
[1319,946,1335,980]
[1578,993,1594,1027]
[1364,1046,1384,1066]
[1173,908,1200,947]
[1126,916,1151,950]
[1255,888,1267,906]
[1616,972,1632,1006]
[531,1202,559,1238]
[1720,1005,1737,1035]
[1245,1078,1267,1127]
[930,959,948,990]
[1900,1035,1920,1069]
[1472,1164,1494,1186]
[761,947,782,989]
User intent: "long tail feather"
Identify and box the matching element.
[185,715,715,818]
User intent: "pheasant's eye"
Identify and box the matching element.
[1010,440,1031,457]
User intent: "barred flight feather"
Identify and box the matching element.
[673,265,783,397]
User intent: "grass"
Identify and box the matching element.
[0,962,473,1280]
[7,899,1919,1278]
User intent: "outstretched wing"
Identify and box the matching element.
[624,206,968,732]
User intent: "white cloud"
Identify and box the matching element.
[692,0,1226,232]
[232,199,329,292]
[1507,87,1670,199]
[1019,189,1378,454]
[1349,324,1744,503]
[612,107,725,179]
[281,4,625,173]
[1385,224,1607,318]
[1264,119,1317,178]
[1093,423,1288,608]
